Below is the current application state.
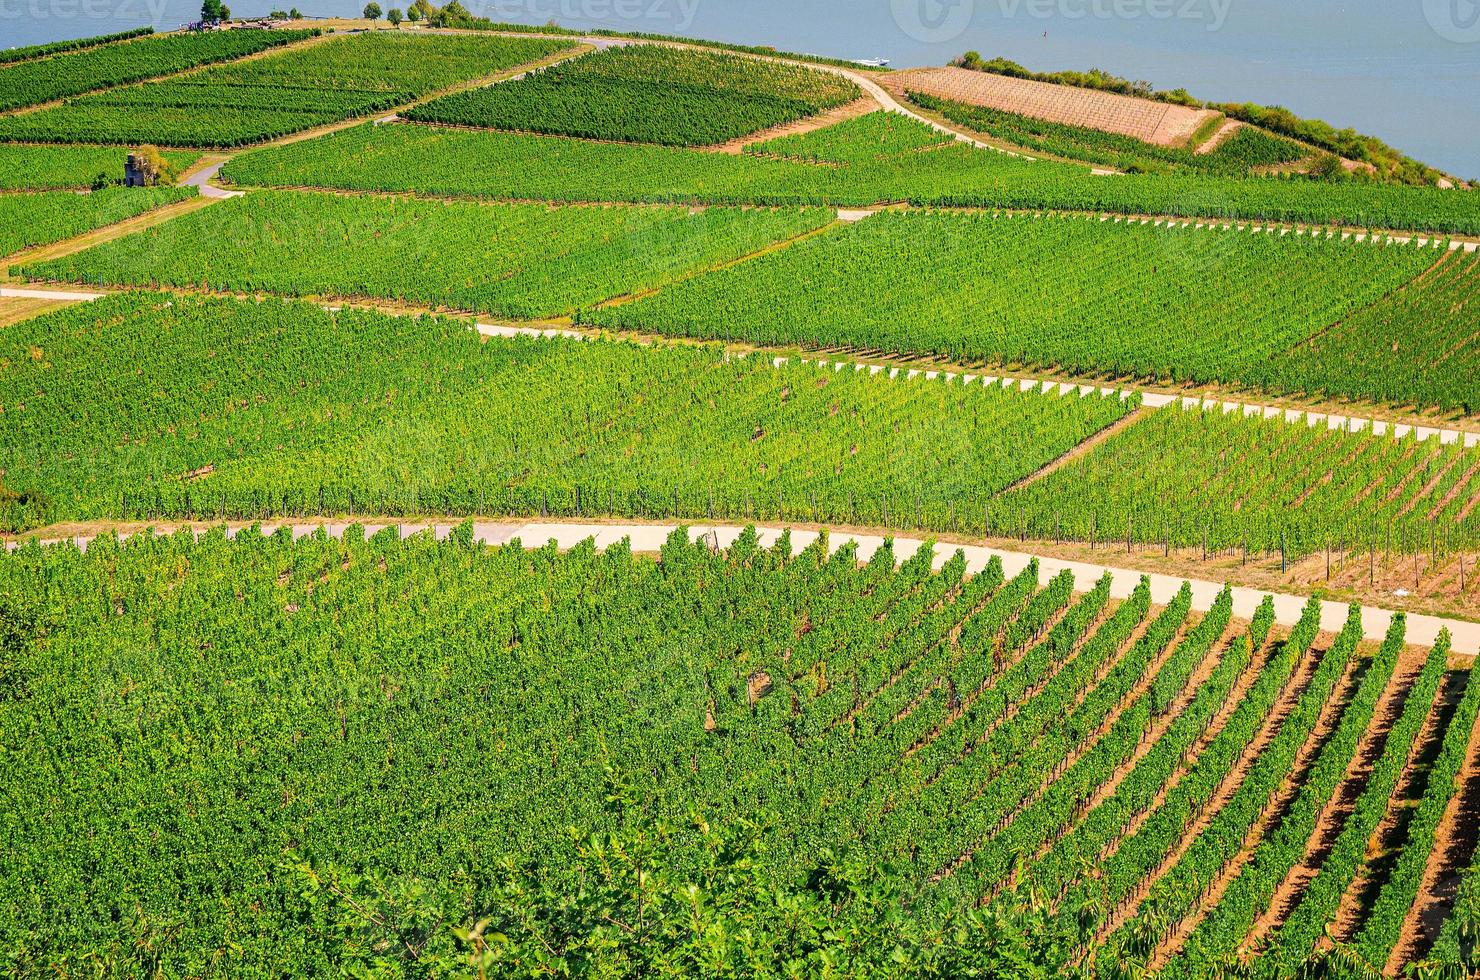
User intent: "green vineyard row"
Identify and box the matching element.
[406,44,858,146]
[1,524,1471,975]
[0,33,571,148]
[0,28,311,113]
[6,293,1480,564]
[0,186,194,259]
[220,114,1480,234]
[19,190,833,318]
[0,143,199,190]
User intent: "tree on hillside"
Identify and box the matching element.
[363,2,381,19]
[387,6,402,25]
[404,3,419,20]
[200,0,223,21]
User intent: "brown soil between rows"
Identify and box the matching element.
[1039,621,1280,874]
[964,615,1231,882]
[1388,671,1480,970]
[1027,618,1252,871]
[874,596,1156,835]
[876,66,1216,146]
[1328,671,1464,945]
[1239,644,1430,954]
[863,586,1112,823]
[1195,118,1245,155]
[1087,634,1330,950]
[1146,647,1366,970]
[928,610,1199,881]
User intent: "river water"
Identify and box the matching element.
[2,0,1476,176]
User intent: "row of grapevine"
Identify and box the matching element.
[0,32,571,148]
[899,576,1154,809]
[0,522,1087,969]
[0,26,153,66]
[1352,631,1477,967]
[907,91,1308,177]
[1000,404,1480,558]
[20,190,833,318]
[1260,616,1443,972]
[745,110,954,163]
[1101,597,1351,968]
[1054,596,1305,941]
[405,44,859,146]
[873,585,1194,892]
[0,186,194,258]
[0,293,1133,533]
[11,290,1479,558]
[1163,607,1396,976]
[0,143,198,190]
[219,116,1480,234]
[1029,597,1277,906]
[932,587,1237,909]
[4,516,1470,974]
[1250,249,1480,415]
[579,210,1435,388]
[816,570,1109,851]
[0,29,311,112]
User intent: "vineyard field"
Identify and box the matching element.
[0,143,198,189]
[0,27,154,67]
[0,186,195,258]
[404,44,859,146]
[0,29,311,113]
[1,526,1474,975]
[999,401,1480,556]
[6,24,1480,978]
[745,108,956,162]
[582,209,1435,387]
[1249,249,1480,415]
[219,116,1480,234]
[908,90,1309,176]
[0,33,572,148]
[6,293,1478,566]
[19,190,832,318]
[0,293,1130,532]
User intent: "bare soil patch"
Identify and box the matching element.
[877,66,1218,146]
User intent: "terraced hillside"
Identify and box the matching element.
[3,21,1480,979]
[222,110,1480,234]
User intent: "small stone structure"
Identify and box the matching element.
[124,153,161,187]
